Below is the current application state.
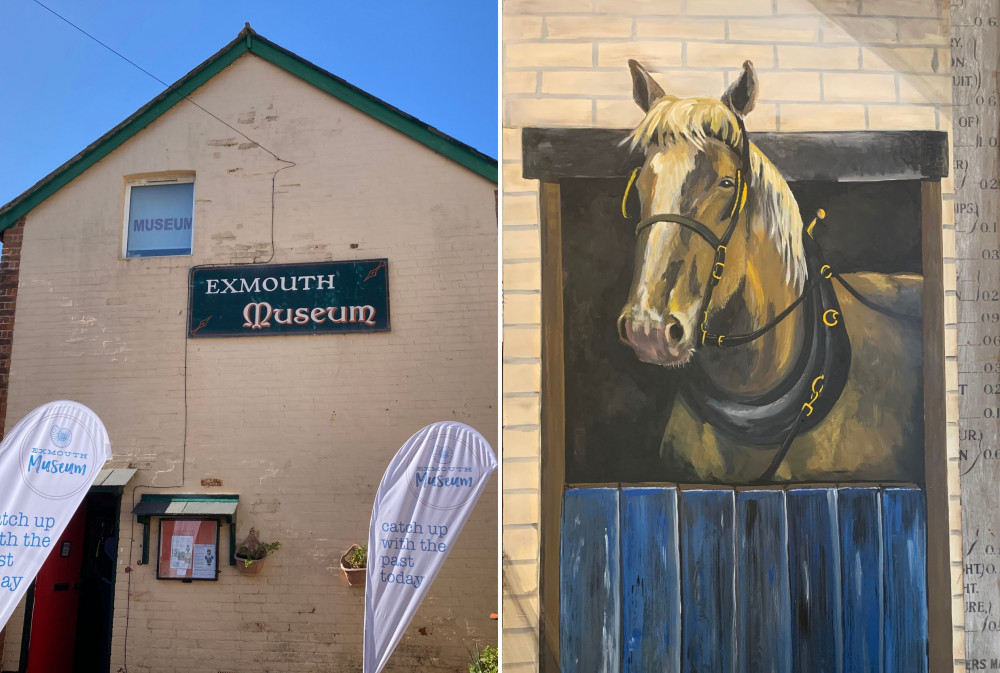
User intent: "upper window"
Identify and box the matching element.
[123,177,194,258]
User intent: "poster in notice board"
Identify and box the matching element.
[157,519,219,581]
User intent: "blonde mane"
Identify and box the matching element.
[627,96,806,289]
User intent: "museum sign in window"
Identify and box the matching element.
[123,177,195,258]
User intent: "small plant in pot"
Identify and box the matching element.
[234,528,280,576]
[468,644,498,673]
[340,544,367,587]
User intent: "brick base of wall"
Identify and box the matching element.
[0,217,24,438]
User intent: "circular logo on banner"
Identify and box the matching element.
[432,446,454,465]
[407,429,485,510]
[50,426,73,448]
[18,414,99,500]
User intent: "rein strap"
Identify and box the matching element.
[702,284,811,348]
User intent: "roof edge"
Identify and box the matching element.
[0,26,496,231]
[247,34,497,183]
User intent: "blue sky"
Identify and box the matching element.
[0,0,498,207]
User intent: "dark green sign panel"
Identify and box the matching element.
[188,259,390,338]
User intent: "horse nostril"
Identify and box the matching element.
[667,322,684,344]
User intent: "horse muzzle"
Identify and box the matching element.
[617,310,693,366]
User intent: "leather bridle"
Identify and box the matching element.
[630,115,752,350]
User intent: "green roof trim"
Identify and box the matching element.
[0,26,496,231]
[138,493,240,503]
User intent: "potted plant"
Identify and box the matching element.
[468,644,498,673]
[340,544,367,586]
[234,528,280,576]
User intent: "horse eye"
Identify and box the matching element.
[720,177,736,189]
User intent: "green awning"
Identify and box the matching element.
[133,494,238,518]
[90,468,138,493]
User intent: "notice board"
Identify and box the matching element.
[157,519,218,581]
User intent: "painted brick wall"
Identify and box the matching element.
[501,1,960,671]
[0,53,497,673]
[0,218,24,672]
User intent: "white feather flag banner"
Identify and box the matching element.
[363,421,497,673]
[0,401,111,629]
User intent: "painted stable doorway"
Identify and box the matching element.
[22,492,119,673]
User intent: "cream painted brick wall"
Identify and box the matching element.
[1,53,497,673]
[506,71,539,95]
[502,229,541,262]
[503,525,539,563]
[504,194,543,225]
[504,295,541,326]
[862,45,941,72]
[502,427,540,458]
[504,363,541,393]
[821,16,897,43]
[503,0,959,670]
[636,18,726,40]
[506,43,593,69]
[687,42,777,68]
[778,44,862,69]
[545,15,633,39]
[596,41,684,68]
[757,72,823,100]
[728,17,821,42]
[592,0,682,14]
[502,262,542,294]
[688,0,774,16]
[505,16,544,40]
[823,72,897,102]
[503,396,540,428]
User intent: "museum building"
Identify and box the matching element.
[0,26,498,672]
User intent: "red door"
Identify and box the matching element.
[25,503,87,673]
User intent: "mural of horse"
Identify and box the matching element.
[617,60,924,484]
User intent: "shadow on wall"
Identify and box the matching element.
[503,552,556,667]
[812,0,948,106]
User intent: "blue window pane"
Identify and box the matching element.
[126,182,194,257]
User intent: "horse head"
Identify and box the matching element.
[617,60,805,369]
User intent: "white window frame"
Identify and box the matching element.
[121,175,196,259]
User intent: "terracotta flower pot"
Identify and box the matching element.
[340,545,367,587]
[235,557,264,576]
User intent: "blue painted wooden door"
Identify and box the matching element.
[560,486,927,673]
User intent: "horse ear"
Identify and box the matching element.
[629,60,666,112]
[721,60,758,117]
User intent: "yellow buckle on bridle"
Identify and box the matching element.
[801,375,826,417]
[823,309,840,327]
[806,209,826,238]
[712,245,727,281]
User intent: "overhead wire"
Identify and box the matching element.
[30,0,292,165]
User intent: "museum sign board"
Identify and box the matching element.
[188,259,390,338]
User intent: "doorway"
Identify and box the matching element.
[20,492,119,673]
